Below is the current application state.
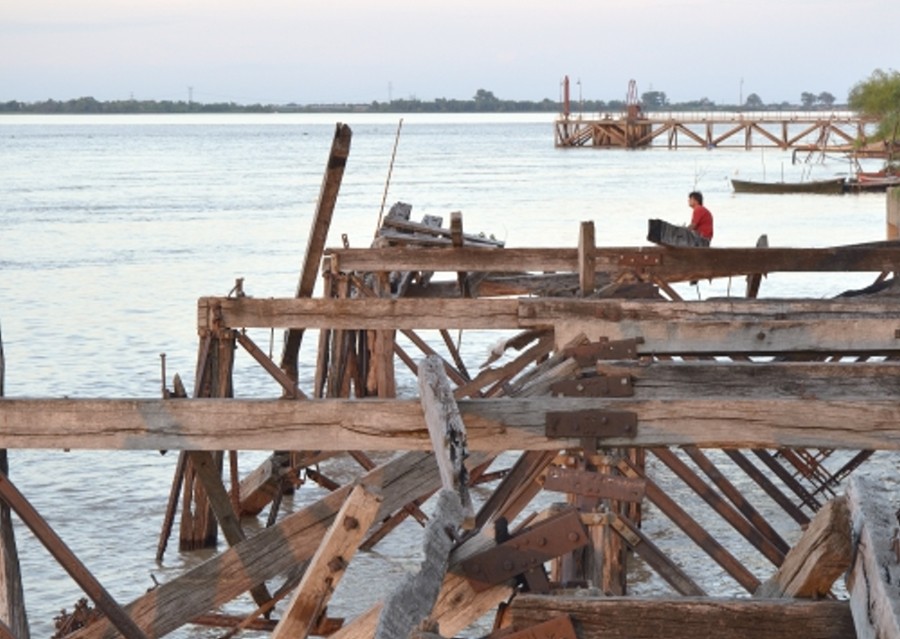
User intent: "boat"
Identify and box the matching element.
[844,175,900,193]
[730,176,846,194]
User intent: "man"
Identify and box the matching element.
[688,190,713,245]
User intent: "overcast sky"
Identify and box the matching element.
[2,0,896,106]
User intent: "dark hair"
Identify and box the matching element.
[689,190,703,205]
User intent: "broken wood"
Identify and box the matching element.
[755,494,851,598]
[271,483,382,639]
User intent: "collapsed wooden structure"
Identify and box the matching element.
[3,123,900,639]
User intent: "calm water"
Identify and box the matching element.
[0,113,894,637]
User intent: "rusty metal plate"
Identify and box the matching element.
[550,374,633,398]
[564,338,642,365]
[544,466,646,502]
[460,508,589,592]
[545,410,637,439]
[501,614,578,639]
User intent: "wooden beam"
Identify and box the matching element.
[271,483,382,639]
[201,296,900,354]
[69,451,489,639]
[578,221,596,295]
[846,475,900,638]
[6,392,900,451]
[325,244,900,280]
[418,354,473,522]
[280,122,351,383]
[755,495,851,598]
[508,595,856,639]
[0,471,148,639]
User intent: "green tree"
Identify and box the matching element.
[817,91,836,107]
[848,68,900,154]
[744,93,764,109]
[641,90,668,110]
[800,92,817,108]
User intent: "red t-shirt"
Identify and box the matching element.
[691,205,713,240]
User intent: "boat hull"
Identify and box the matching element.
[730,177,846,194]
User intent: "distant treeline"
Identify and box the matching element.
[0,89,846,115]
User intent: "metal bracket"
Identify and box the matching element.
[564,338,643,366]
[544,466,646,502]
[460,508,589,592]
[546,410,637,439]
[550,374,633,398]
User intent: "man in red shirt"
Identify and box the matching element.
[688,191,713,245]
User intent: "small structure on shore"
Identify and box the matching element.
[3,124,900,639]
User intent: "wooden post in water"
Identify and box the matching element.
[0,324,29,639]
[179,328,236,550]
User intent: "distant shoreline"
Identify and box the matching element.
[0,95,845,115]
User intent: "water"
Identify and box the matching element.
[0,112,894,637]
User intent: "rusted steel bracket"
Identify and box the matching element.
[562,337,643,366]
[459,508,589,592]
[545,410,637,439]
[543,466,646,502]
[550,374,633,398]
[546,409,637,454]
[498,614,578,639]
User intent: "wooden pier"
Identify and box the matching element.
[2,125,900,639]
[554,110,886,154]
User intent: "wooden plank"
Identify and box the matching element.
[280,123,351,383]
[578,221,596,295]
[326,244,900,279]
[846,475,900,639]
[0,471,148,639]
[201,296,900,354]
[508,595,857,639]
[608,513,705,596]
[617,457,761,593]
[69,451,488,639]
[756,495,851,598]
[271,484,382,639]
[7,393,900,451]
[418,355,473,523]
[0,326,28,639]
[650,447,786,567]
[723,449,810,526]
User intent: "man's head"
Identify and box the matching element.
[688,191,703,207]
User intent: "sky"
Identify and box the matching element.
[2,0,897,106]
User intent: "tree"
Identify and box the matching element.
[744,93,764,109]
[641,90,668,110]
[817,91,836,107]
[848,68,900,155]
[800,92,817,109]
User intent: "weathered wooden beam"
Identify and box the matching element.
[6,393,900,451]
[69,451,488,639]
[846,475,900,639]
[419,355,473,523]
[508,595,857,639]
[578,221,596,295]
[200,296,900,354]
[325,244,900,280]
[280,122,351,383]
[755,495,851,598]
[271,483,382,639]
[0,471,148,639]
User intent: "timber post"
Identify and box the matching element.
[888,185,900,240]
[0,323,29,639]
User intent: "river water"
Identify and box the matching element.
[0,112,895,637]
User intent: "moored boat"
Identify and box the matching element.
[730,176,846,194]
